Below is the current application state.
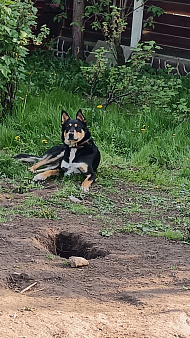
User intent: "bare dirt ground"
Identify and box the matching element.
[0,179,190,338]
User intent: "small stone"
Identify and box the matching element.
[69,195,82,203]
[69,256,89,268]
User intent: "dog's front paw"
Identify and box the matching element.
[33,173,45,182]
[81,185,89,193]
[29,166,37,173]
[81,177,93,192]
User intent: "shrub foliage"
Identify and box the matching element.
[0,0,49,118]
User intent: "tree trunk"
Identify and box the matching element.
[114,37,125,65]
[72,0,84,60]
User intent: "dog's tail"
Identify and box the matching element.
[14,154,42,163]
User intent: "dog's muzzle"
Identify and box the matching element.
[68,132,75,140]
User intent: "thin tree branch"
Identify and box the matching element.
[124,0,149,20]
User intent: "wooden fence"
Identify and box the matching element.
[34,0,190,60]
[142,0,190,59]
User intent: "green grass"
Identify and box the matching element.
[114,220,185,241]
[0,84,189,190]
[0,52,190,242]
[0,207,8,223]
[0,176,189,242]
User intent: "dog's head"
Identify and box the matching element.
[61,109,91,146]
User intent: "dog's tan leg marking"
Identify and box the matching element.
[33,169,60,182]
[81,175,93,192]
[29,156,52,173]
[78,164,88,173]
[29,150,65,173]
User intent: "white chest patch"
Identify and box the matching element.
[61,148,81,175]
[69,148,77,163]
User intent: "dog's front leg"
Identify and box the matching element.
[79,164,95,192]
[33,168,60,182]
[81,175,95,192]
[29,156,52,173]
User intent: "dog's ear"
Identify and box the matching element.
[76,109,86,124]
[61,110,70,125]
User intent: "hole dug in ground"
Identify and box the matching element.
[48,231,108,260]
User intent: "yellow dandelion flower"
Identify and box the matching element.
[142,124,146,128]
[155,185,159,189]
[173,134,176,136]
[141,128,146,132]
[42,139,48,144]
[21,97,24,101]
[177,198,180,203]
[54,73,57,76]
[15,136,20,141]
[97,105,103,109]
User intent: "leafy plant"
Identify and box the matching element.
[172,98,190,121]
[99,229,113,237]
[81,47,108,102]
[144,5,164,29]
[46,253,55,260]
[0,0,49,118]
[81,41,187,118]
[0,206,7,223]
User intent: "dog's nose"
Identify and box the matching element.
[69,132,74,140]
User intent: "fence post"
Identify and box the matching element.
[130,0,144,48]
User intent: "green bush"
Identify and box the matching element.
[0,0,49,118]
[81,42,190,121]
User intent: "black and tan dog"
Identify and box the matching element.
[15,110,100,191]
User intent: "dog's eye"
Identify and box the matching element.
[75,126,81,132]
[65,126,70,132]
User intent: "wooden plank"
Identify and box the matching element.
[142,31,190,50]
[145,0,190,16]
[154,45,190,59]
[61,26,132,43]
[146,0,190,5]
[34,0,44,7]
[142,1,190,53]
[144,22,190,38]
[60,27,72,38]
[84,31,105,42]
[144,12,190,28]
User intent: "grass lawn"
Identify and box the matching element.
[0,52,190,242]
